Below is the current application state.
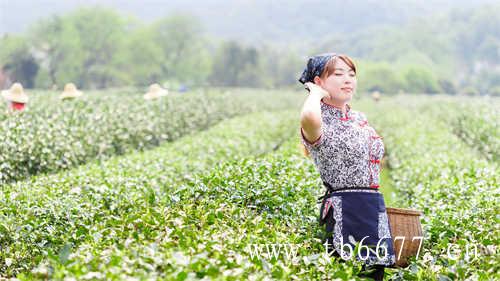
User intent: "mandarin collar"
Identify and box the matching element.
[321,99,351,121]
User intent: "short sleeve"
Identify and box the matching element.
[300,126,324,151]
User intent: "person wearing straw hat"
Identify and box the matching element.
[60,83,83,100]
[299,53,396,280]
[371,91,381,102]
[1,82,29,112]
[143,83,168,100]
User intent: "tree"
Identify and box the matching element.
[210,41,266,87]
[403,65,442,94]
[120,25,164,86]
[152,14,212,86]
[356,61,405,94]
[257,45,303,88]
[0,35,39,88]
[30,15,83,88]
[68,7,128,88]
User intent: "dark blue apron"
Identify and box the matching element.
[319,182,396,267]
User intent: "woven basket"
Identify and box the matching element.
[386,207,423,267]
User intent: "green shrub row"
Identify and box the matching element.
[0,109,300,277]
[33,97,498,280]
[450,103,499,162]
[0,89,303,184]
[361,98,499,280]
[36,138,365,280]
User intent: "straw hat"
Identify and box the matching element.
[371,91,381,102]
[143,83,168,100]
[1,83,29,103]
[60,83,83,100]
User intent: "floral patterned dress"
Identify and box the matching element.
[301,99,396,267]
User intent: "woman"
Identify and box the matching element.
[1,82,28,112]
[299,53,395,280]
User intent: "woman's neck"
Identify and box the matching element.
[322,97,348,114]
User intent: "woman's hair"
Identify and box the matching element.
[319,55,357,79]
[301,54,356,157]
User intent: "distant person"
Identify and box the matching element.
[143,83,168,100]
[60,83,84,100]
[1,82,29,112]
[299,53,395,281]
[372,91,381,102]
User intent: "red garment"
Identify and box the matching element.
[11,102,26,111]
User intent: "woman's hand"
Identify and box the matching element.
[304,82,329,99]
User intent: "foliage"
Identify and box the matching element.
[0,89,302,184]
[0,35,39,88]
[448,100,499,162]
[210,41,261,87]
[0,109,303,278]
[356,61,406,94]
[402,65,442,94]
[3,4,499,91]
[151,14,212,87]
[0,92,498,279]
[359,96,499,280]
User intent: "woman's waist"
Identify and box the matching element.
[318,182,381,202]
[329,188,381,194]
[323,181,380,193]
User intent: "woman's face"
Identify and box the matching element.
[316,59,357,103]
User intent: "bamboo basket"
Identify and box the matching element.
[386,207,423,267]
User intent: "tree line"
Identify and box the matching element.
[0,8,303,91]
[1,6,498,95]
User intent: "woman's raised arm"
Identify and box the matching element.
[300,82,329,143]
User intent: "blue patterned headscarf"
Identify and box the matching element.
[298,53,337,84]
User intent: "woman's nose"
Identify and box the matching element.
[346,75,356,83]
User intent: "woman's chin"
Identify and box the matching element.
[335,92,353,102]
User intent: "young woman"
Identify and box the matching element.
[299,53,395,280]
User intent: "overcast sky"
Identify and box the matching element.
[1,0,498,41]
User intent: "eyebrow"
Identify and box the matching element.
[334,68,355,72]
